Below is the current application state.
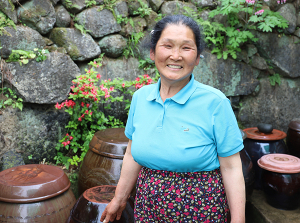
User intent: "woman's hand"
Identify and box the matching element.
[100,197,127,222]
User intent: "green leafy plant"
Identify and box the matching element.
[74,23,90,34]
[85,0,96,8]
[269,73,281,86]
[64,0,80,9]
[6,50,36,65]
[0,11,16,36]
[133,0,152,18]
[6,49,49,65]
[206,0,288,59]
[123,31,144,59]
[183,0,288,60]
[0,87,23,111]
[34,48,49,62]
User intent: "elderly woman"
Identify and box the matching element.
[101,15,245,223]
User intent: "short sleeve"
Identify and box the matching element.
[124,92,137,140]
[212,98,244,157]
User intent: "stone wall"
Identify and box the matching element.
[0,0,300,169]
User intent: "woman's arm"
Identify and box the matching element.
[219,152,245,223]
[100,139,142,222]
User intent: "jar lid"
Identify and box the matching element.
[243,127,286,141]
[83,185,115,203]
[258,154,300,173]
[288,118,300,131]
[0,164,70,203]
[89,128,128,159]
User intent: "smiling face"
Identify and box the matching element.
[150,24,200,86]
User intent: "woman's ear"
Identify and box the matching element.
[150,49,155,61]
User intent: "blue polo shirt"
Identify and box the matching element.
[125,74,243,172]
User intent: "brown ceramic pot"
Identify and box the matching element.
[258,154,300,210]
[67,185,134,223]
[78,128,128,195]
[286,118,300,158]
[243,125,288,189]
[0,164,76,222]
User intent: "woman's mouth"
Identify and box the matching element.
[167,65,182,69]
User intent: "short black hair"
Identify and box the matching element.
[150,15,205,56]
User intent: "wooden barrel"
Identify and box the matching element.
[78,128,128,195]
[0,164,76,222]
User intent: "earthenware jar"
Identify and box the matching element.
[258,154,300,210]
[78,128,128,195]
[240,130,255,198]
[243,124,288,189]
[0,164,76,222]
[286,118,300,158]
[66,185,134,223]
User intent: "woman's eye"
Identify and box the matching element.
[183,47,191,50]
[165,45,172,48]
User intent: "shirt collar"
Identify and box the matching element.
[146,74,197,105]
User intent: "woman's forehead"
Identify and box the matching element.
[159,24,196,43]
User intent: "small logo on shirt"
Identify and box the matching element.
[182,127,189,132]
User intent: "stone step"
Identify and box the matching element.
[246,190,300,223]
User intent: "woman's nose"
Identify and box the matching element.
[170,49,182,61]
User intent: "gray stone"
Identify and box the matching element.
[3,52,81,104]
[194,50,260,96]
[264,0,295,11]
[51,0,60,5]
[17,0,56,35]
[0,105,69,164]
[55,5,71,27]
[297,12,300,27]
[98,34,127,58]
[277,3,297,34]
[253,31,300,78]
[236,50,250,64]
[49,27,101,61]
[77,56,153,79]
[75,8,121,38]
[149,0,164,12]
[1,150,25,171]
[251,56,268,70]
[0,26,49,59]
[128,0,149,16]
[199,10,210,21]
[246,44,258,58]
[61,0,86,14]
[120,16,147,37]
[161,1,197,16]
[238,78,300,132]
[113,0,128,18]
[144,9,158,30]
[294,28,300,38]
[0,0,17,24]
[191,0,216,8]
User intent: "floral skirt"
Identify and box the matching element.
[134,167,228,223]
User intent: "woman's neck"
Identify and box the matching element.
[159,75,191,102]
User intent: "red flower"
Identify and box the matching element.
[81,102,85,107]
[66,133,69,136]
[122,83,125,88]
[97,74,101,79]
[67,141,70,145]
[135,77,140,81]
[86,103,90,108]
[78,117,82,121]
[85,110,89,114]
[90,111,93,115]
[70,136,73,140]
